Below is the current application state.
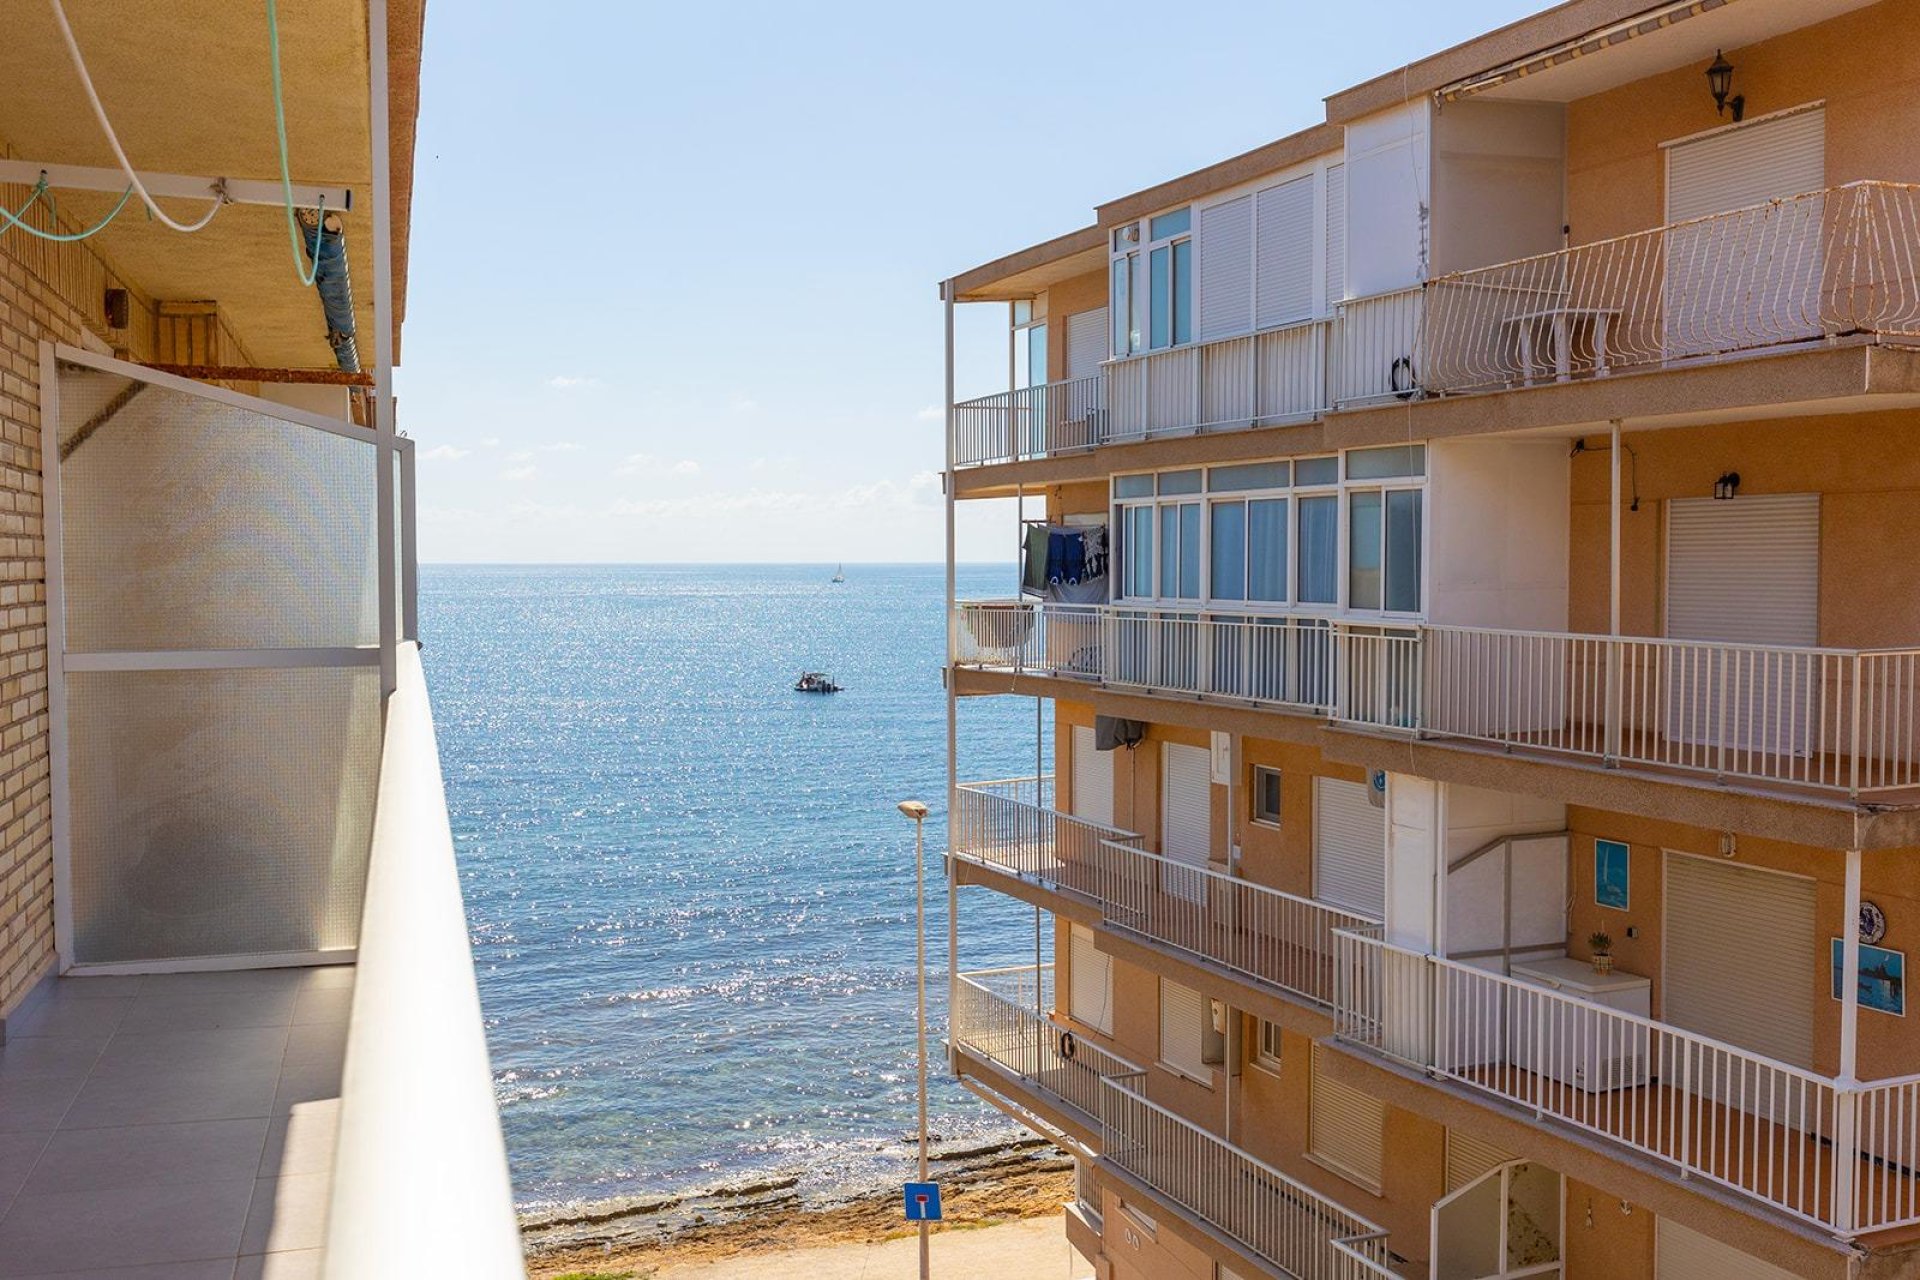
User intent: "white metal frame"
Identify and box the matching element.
[40,342,402,975]
[0,158,350,211]
[1427,1159,1565,1280]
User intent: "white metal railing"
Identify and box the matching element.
[952,374,1106,468]
[951,968,1142,1127]
[952,604,1920,798]
[321,643,521,1278]
[951,779,1379,1007]
[950,776,1143,882]
[1334,287,1426,405]
[1333,927,1920,1238]
[1100,1075,1398,1279]
[1421,181,1920,395]
[1088,837,1377,1008]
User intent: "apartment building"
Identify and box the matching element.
[940,3,1920,1278]
[0,5,519,1276]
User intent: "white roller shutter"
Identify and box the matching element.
[1665,107,1825,355]
[1198,195,1255,342]
[1445,1129,1514,1193]
[1158,978,1208,1080]
[1666,494,1820,755]
[1324,163,1347,308]
[1309,1043,1384,1190]
[1663,853,1815,1069]
[1162,742,1212,904]
[1656,1218,1800,1280]
[1314,777,1386,918]
[1256,174,1316,330]
[1070,924,1114,1035]
[1666,494,1819,646]
[1071,725,1113,828]
[1066,308,1109,381]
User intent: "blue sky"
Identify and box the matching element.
[397,0,1541,564]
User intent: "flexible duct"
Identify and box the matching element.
[300,210,361,373]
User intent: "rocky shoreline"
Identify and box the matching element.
[522,1136,1073,1277]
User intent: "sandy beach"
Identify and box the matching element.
[524,1143,1082,1280]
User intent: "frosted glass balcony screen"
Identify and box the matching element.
[52,357,386,967]
[64,667,379,964]
[57,365,380,652]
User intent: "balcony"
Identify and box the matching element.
[953,779,1378,1009]
[1332,929,1920,1240]
[949,183,1920,470]
[953,603,1920,801]
[950,969,1402,1279]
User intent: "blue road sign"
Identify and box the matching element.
[904,1181,942,1222]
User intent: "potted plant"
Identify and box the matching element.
[1588,931,1614,976]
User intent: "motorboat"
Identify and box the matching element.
[794,671,842,694]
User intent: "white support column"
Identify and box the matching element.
[369,0,398,698]
[400,437,418,643]
[1006,301,1018,464]
[1835,845,1863,1235]
[944,279,960,1074]
[1604,419,1623,762]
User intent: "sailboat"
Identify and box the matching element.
[831,563,846,583]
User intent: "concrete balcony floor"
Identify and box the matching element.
[0,966,352,1279]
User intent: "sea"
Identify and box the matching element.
[421,563,1052,1213]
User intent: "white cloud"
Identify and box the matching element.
[540,442,583,454]
[615,452,702,478]
[501,465,538,481]
[479,436,501,449]
[729,392,759,414]
[546,375,602,390]
[915,404,942,421]
[506,449,535,463]
[606,471,937,520]
[420,444,470,462]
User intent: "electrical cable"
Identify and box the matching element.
[265,0,323,286]
[46,0,225,233]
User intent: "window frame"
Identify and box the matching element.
[1250,764,1283,827]
[1254,1018,1284,1073]
[1109,207,1193,358]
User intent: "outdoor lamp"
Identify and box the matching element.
[1713,471,1741,500]
[1707,50,1744,121]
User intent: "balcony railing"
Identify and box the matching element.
[949,183,1920,469]
[953,602,1920,798]
[1421,180,1920,395]
[953,779,1378,1007]
[1101,1074,1401,1279]
[1332,928,1920,1238]
[951,972,1403,1276]
[322,643,522,1278]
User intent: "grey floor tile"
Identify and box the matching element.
[0,1177,254,1275]
[24,1118,270,1197]
[138,971,304,999]
[234,1251,318,1280]
[278,1024,345,1072]
[9,1263,236,1280]
[268,1061,341,1116]
[294,965,354,990]
[0,1129,50,1212]
[42,976,151,1000]
[117,991,299,1035]
[4,997,132,1040]
[238,1174,330,1256]
[0,1031,110,1081]
[257,1099,338,1179]
[286,989,351,1028]
[62,1065,279,1131]
[0,1072,87,1133]
[90,1027,291,1081]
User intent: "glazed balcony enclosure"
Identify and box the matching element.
[950,967,1402,1279]
[952,603,1920,802]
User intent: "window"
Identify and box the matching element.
[1070,925,1114,1035]
[1251,765,1283,826]
[1309,1043,1386,1192]
[1255,1018,1284,1070]
[1349,488,1423,613]
[1111,208,1192,356]
[1159,978,1217,1082]
[1297,493,1338,604]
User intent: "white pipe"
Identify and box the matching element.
[370,0,398,698]
[944,280,959,1077]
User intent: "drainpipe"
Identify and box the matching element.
[1605,418,1623,763]
[1835,845,1863,1236]
[299,211,360,373]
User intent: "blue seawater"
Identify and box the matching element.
[423,564,1050,1210]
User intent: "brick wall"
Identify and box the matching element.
[0,174,156,1018]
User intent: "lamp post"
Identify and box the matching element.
[897,798,932,1280]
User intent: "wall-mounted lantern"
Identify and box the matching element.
[1707,50,1744,122]
[1712,471,1741,500]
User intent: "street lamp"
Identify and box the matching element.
[896,798,932,1280]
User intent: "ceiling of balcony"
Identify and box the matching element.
[0,1,422,368]
[1457,0,1882,105]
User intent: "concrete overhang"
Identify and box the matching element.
[946,225,1105,304]
[0,0,424,367]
